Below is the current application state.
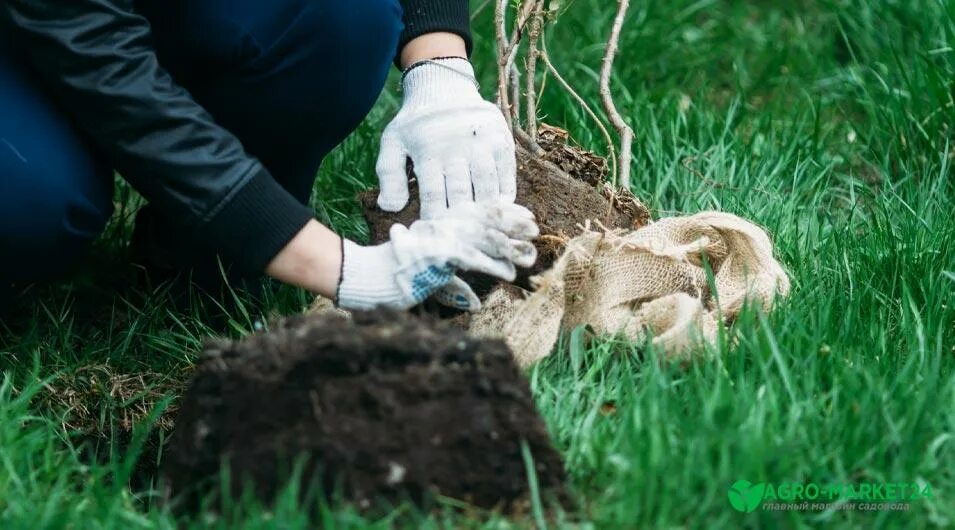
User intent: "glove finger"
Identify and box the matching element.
[433,276,482,312]
[501,205,540,240]
[433,201,538,240]
[470,151,500,203]
[375,132,410,212]
[474,234,537,268]
[455,223,514,258]
[495,202,537,221]
[449,242,517,281]
[495,141,518,202]
[475,234,537,268]
[479,202,540,240]
[452,221,537,267]
[395,219,519,272]
[432,199,533,219]
[416,158,447,220]
[508,240,538,268]
[444,158,473,207]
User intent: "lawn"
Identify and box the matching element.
[1,0,953,528]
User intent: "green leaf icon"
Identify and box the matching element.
[728,480,766,513]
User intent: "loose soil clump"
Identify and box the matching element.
[162,310,566,511]
[361,129,650,295]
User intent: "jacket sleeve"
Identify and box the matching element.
[1,0,315,274]
[398,0,473,59]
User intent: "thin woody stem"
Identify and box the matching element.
[540,30,618,184]
[524,0,545,143]
[495,0,513,130]
[510,63,522,129]
[497,0,538,132]
[598,0,634,189]
[503,1,538,126]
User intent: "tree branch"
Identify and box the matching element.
[495,0,513,131]
[524,0,546,143]
[497,0,540,132]
[539,30,618,184]
[598,0,634,189]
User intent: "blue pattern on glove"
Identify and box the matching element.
[410,265,455,302]
[452,294,469,309]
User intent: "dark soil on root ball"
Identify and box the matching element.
[161,310,566,512]
[361,145,649,298]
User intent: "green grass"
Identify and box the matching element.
[2,0,953,528]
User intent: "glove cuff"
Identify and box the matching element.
[401,57,479,104]
[336,240,404,311]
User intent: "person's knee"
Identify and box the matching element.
[147,0,403,125]
[146,0,403,81]
[0,159,112,283]
[245,0,404,103]
[2,40,113,285]
[141,0,404,199]
[314,0,405,69]
[321,0,405,98]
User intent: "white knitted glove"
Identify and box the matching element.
[336,202,538,312]
[376,57,517,220]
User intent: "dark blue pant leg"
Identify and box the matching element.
[133,0,403,286]
[141,0,403,204]
[0,47,114,286]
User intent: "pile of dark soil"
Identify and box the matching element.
[161,310,566,511]
[360,129,650,295]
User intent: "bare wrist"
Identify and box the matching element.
[264,219,343,297]
[400,32,467,69]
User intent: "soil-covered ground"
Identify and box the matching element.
[162,310,566,511]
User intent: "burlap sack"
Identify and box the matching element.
[468,211,790,368]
